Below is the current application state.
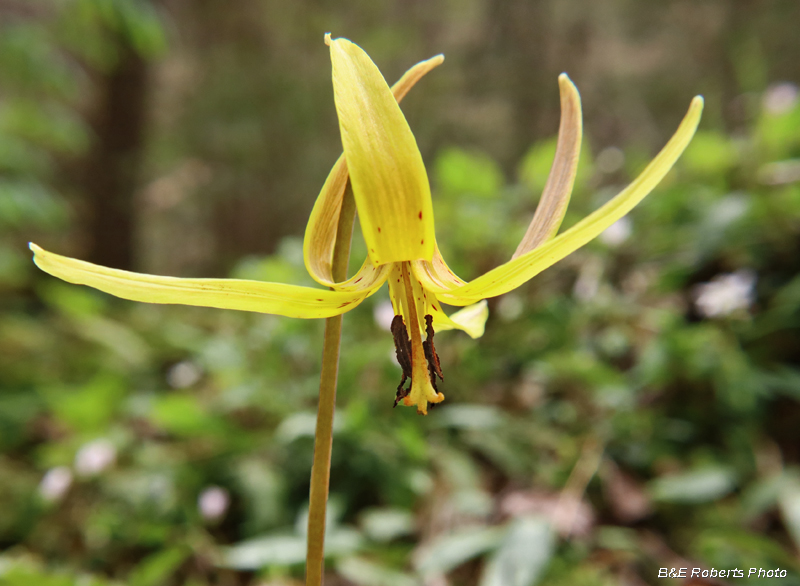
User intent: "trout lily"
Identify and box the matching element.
[30,35,703,414]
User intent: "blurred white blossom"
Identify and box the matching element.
[763,82,799,115]
[75,439,116,476]
[758,160,800,186]
[694,269,756,318]
[373,300,395,331]
[573,257,603,302]
[596,146,625,174]
[497,293,524,321]
[39,466,73,502]
[199,486,230,521]
[599,216,632,246]
[167,360,202,388]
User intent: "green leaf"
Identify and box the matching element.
[434,148,503,199]
[479,517,554,586]
[45,374,125,433]
[778,475,800,551]
[128,547,189,586]
[415,526,504,576]
[681,131,738,175]
[117,0,168,58]
[0,181,70,230]
[431,405,503,430]
[149,395,225,437]
[223,534,306,569]
[360,508,415,543]
[337,557,419,586]
[222,527,361,570]
[648,467,736,504]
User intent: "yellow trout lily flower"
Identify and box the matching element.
[30,35,703,414]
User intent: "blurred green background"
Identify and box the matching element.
[2,1,800,585]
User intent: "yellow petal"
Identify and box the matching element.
[418,96,704,305]
[389,256,486,338]
[330,258,393,293]
[304,155,349,286]
[304,53,445,287]
[327,35,435,266]
[390,53,445,103]
[513,74,582,258]
[30,243,372,319]
[431,299,488,339]
[411,243,467,291]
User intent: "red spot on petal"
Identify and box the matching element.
[421,239,424,245]
[377,226,381,233]
[317,298,324,301]
[418,211,423,219]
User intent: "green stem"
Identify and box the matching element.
[305,185,356,586]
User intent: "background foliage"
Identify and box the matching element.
[1,1,800,585]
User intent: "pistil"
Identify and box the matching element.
[393,262,444,414]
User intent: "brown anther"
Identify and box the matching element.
[422,314,443,385]
[394,385,410,408]
[391,315,413,406]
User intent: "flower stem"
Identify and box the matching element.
[305,184,356,586]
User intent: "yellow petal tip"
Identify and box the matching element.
[324,32,332,46]
[29,242,40,253]
[558,72,578,92]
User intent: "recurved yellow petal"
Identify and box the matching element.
[30,244,369,319]
[420,96,704,305]
[304,155,349,286]
[327,35,435,266]
[411,75,581,300]
[431,299,488,339]
[411,243,467,292]
[513,74,582,258]
[304,54,445,287]
[390,53,444,103]
[328,259,392,293]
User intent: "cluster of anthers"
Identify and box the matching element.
[390,270,444,410]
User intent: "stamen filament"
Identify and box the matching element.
[399,262,444,413]
[400,263,425,363]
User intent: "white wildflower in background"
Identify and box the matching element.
[497,293,524,321]
[762,82,799,115]
[599,216,632,247]
[74,439,116,477]
[199,486,230,521]
[167,360,202,389]
[39,466,73,502]
[596,146,625,174]
[694,269,756,318]
[372,300,396,332]
[573,257,603,302]
[758,160,800,186]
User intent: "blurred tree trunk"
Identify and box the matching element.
[85,40,149,270]
[481,0,587,167]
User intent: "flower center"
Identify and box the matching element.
[388,262,444,414]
